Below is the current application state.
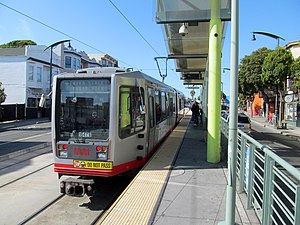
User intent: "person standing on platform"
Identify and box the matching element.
[191,101,200,126]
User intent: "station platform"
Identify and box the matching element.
[98,113,260,225]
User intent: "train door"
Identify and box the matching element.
[147,87,155,153]
[118,85,146,163]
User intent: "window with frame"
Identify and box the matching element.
[119,86,145,138]
[76,59,81,70]
[155,90,161,124]
[37,67,42,82]
[169,96,174,116]
[72,58,77,70]
[65,56,71,68]
[45,67,50,83]
[161,91,167,119]
[149,96,155,128]
[28,65,34,81]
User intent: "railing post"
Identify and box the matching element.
[239,135,246,193]
[262,153,275,225]
[295,186,300,224]
[246,144,255,209]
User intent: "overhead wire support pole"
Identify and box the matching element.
[219,0,239,224]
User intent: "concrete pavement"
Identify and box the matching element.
[153,116,260,225]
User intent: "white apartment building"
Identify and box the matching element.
[0,43,118,120]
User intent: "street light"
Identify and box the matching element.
[251,31,285,127]
[223,67,230,73]
[44,39,70,119]
[251,31,285,47]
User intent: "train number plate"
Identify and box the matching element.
[73,160,113,170]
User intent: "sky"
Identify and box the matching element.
[0,0,299,98]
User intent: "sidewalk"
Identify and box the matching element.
[152,118,260,225]
[249,115,300,142]
[98,114,260,225]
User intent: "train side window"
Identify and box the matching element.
[169,96,174,116]
[119,86,145,139]
[155,90,161,124]
[149,96,154,128]
[161,91,166,119]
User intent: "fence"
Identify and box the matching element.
[0,104,25,122]
[221,117,300,225]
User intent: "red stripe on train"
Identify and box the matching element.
[54,127,174,177]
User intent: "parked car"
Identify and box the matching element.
[237,113,252,134]
[221,110,229,120]
[222,112,252,134]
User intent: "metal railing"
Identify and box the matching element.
[221,118,300,225]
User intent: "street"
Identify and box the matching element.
[0,119,51,158]
[251,119,300,168]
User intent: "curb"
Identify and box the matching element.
[0,142,51,161]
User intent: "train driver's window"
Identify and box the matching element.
[119,86,145,138]
[119,87,131,138]
[131,87,145,132]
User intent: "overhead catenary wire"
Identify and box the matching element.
[0,1,179,80]
[108,0,162,57]
[107,0,180,80]
[0,2,133,68]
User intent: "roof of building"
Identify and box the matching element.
[0,47,26,56]
[285,40,300,50]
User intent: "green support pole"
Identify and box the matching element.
[207,0,221,163]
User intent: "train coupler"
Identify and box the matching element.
[60,177,95,197]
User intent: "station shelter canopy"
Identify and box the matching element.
[156,0,231,87]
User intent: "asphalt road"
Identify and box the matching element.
[0,119,51,159]
[251,121,300,168]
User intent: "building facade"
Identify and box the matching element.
[0,43,118,121]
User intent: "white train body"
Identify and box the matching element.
[51,68,185,195]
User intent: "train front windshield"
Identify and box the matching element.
[56,79,111,142]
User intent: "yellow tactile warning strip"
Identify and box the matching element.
[98,116,190,225]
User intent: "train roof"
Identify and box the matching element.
[55,67,184,96]
[115,70,177,92]
[55,67,126,79]
[76,67,126,74]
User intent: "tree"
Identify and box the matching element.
[0,40,36,48]
[262,47,294,125]
[0,82,6,119]
[291,57,300,92]
[238,47,272,115]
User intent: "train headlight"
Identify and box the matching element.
[58,150,68,158]
[57,143,68,158]
[97,152,107,160]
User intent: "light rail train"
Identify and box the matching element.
[51,67,185,196]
